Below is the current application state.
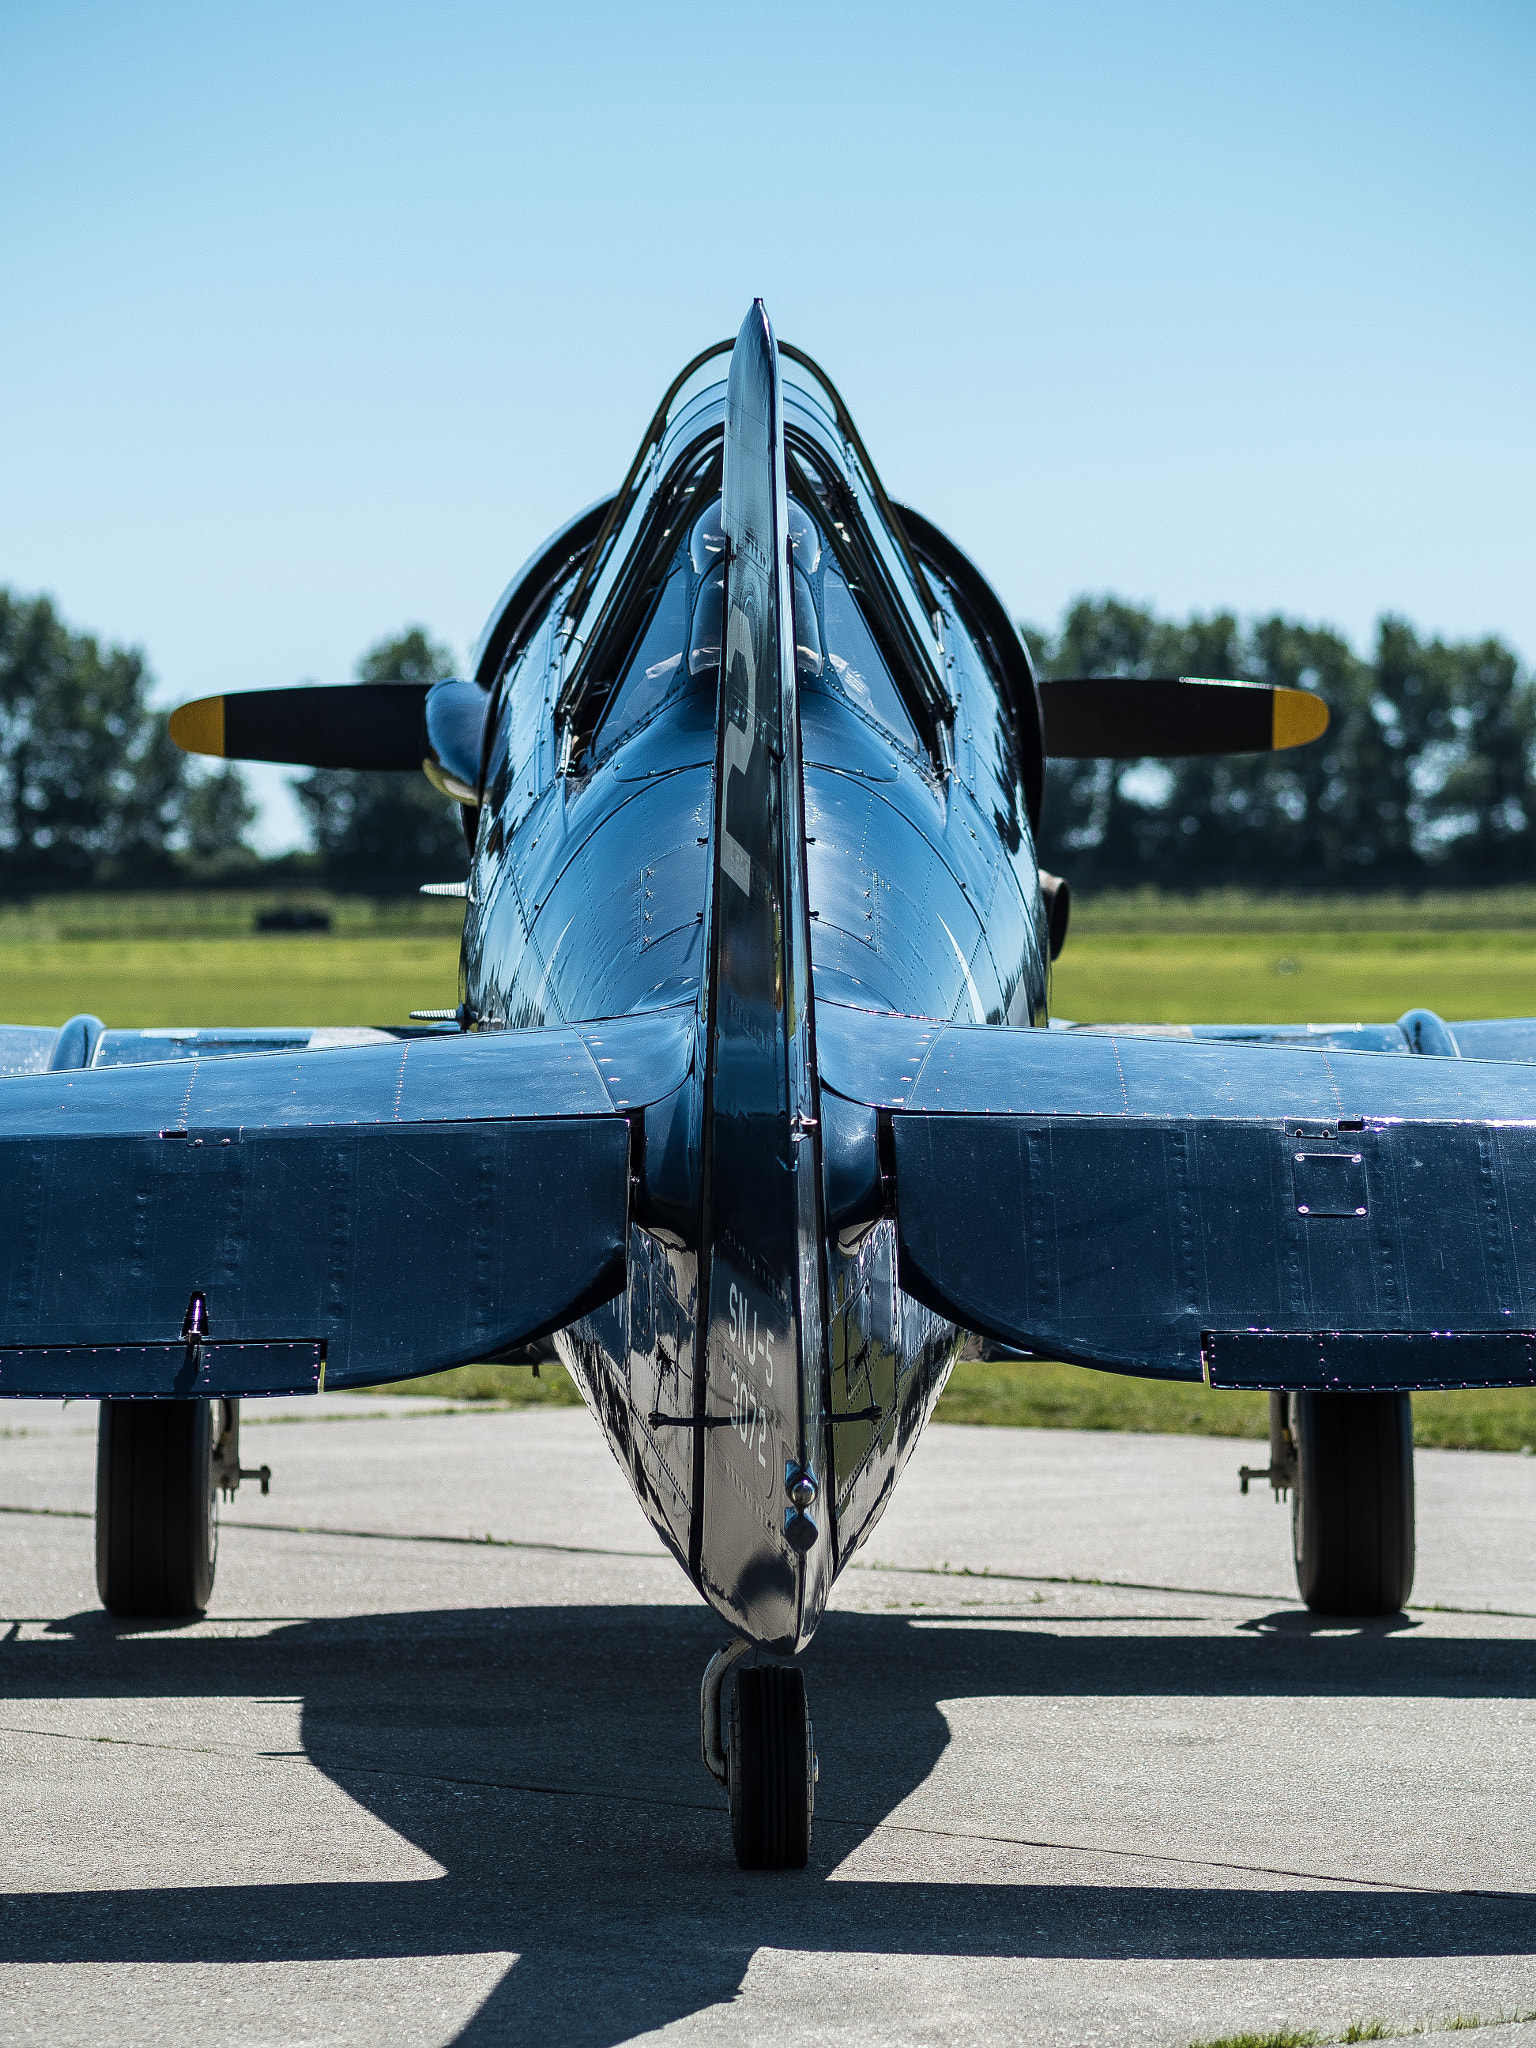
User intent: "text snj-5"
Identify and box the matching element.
[727,1281,774,1469]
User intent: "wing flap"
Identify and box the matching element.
[816,1010,1536,1390]
[0,1016,694,1394]
[1,1342,324,1399]
[1202,1329,1536,1393]
[0,1116,627,1391]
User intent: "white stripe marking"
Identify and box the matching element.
[938,915,986,1025]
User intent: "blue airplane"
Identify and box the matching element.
[5,303,1536,1868]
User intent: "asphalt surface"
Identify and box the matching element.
[4,1390,1536,2047]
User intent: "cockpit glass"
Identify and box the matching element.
[591,487,922,764]
[787,500,820,575]
[793,566,822,677]
[689,561,725,675]
[790,499,919,751]
[689,499,726,577]
[591,564,693,753]
[819,565,918,748]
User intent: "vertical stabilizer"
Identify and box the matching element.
[695,302,831,1651]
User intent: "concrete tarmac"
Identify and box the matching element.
[3,1391,1536,2047]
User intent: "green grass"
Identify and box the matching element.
[8,880,1536,1033]
[936,1360,1536,1452]
[938,1360,1270,1437]
[374,1363,583,1407]
[0,890,463,1026]
[1186,2033,1319,2048]
[1067,885,1536,934]
[1185,2016,1536,2047]
[1054,885,1536,1026]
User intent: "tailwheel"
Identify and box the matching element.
[96,1399,219,1618]
[1291,1390,1415,1616]
[729,1664,815,1870]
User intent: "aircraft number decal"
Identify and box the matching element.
[720,602,756,896]
[725,1282,777,1475]
[729,1368,769,1469]
[727,1281,774,1386]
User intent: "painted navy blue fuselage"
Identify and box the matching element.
[459,324,1049,1650]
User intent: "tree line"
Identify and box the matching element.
[0,591,466,887]
[2,582,1529,891]
[1028,599,1533,887]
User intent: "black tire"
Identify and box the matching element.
[95,1400,218,1618]
[1292,1390,1414,1615]
[729,1665,814,1870]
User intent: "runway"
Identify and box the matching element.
[3,1391,1536,2047]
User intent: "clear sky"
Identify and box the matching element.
[3,1,1531,848]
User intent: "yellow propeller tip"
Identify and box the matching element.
[168,697,226,757]
[1271,689,1329,750]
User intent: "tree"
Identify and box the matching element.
[0,589,189,882]
[182,764,259,867]
[1029,596,1532,888]
[292,628,469,883]
[1405,628,1534,874]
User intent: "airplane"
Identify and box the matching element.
[6,300,1536,1870]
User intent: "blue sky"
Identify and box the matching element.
[3,1,1531,848]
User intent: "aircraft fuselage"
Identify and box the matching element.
[460,317,1049,1649]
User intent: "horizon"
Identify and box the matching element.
[3,0,1531,850]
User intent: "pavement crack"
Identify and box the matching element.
[810,1810,1536,1896]
[226,1518,664,1561]
[7,1503,1536,1616]
[8,1719,1529,1906]
[0,1503,661,1562]
[0,1722,243,1761]
[850,1557,1536,1619]
[0,1721,729,1816]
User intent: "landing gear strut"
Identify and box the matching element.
[1243,1390,1415,1615]
[701,1637,815,1869]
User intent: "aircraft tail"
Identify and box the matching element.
[691,302,831,1651]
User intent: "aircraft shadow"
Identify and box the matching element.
[5,1599,1535,2044]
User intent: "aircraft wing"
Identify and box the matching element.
[0,1019,443,1076]
[816,1003,1536,1394]
[0,1009,693,1398]
[1055,1016,1536,1062]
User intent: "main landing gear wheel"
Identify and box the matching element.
[1291,1390,1415,1616]
[96,1399,219,1618]
[729,1665,815,1870]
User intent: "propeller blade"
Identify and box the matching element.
[168,684,430,770]
[1038,676,1328,760]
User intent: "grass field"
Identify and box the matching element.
[374,1357,1536,1453]
[1052,886,1536,1025]
[6,884,1536,1030]
[0,891,464,1026]
[11,884,1536,1450]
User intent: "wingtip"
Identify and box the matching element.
[168,697,226,757]
[1271,688,1329,750]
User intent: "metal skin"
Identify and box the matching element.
[12,303,1536,1658]
[458,306,1049,1647]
